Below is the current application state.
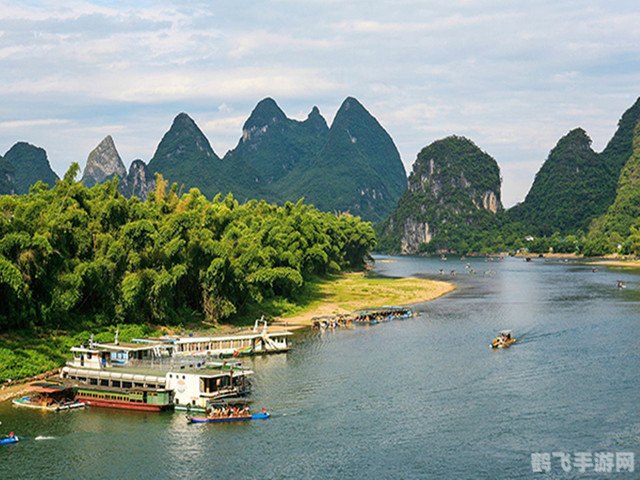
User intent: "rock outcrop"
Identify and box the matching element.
[81,136,127,188]
[124,159,155,199]
[0,156,16,195]
[379,136,502,254]
[80,136,154,199]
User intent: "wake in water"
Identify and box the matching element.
[35,436,57,441]
[515,327,577,344]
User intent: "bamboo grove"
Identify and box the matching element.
[0,164,376,330]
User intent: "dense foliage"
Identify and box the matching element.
[0,165,376,331]
[584,121,640,256]
[507,129,610,235]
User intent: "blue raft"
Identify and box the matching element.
[188,412,270,424]
[0,436,19,445]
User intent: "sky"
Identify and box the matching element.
[0,1,639,207]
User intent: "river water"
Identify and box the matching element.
[1,255,638,479]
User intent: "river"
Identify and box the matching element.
[1,255,638,479]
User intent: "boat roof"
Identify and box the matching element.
[65,365,253,378]
[498,330,513,335]
[30,382,72,393]
[71,342,159,354]
[134,331,293,344]
[209,398,253,406]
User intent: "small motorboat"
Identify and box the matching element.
[491,329,516,349]
[1,434,19,445]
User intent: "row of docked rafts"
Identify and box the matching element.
[54,319,291,413]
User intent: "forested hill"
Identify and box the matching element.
[506,128,604,235]
[2,142,59,195]
[585,120,640,255]
[0,165,375,331]
[134,97,405,221]
[278,97,407,222]
[508,97,640,236]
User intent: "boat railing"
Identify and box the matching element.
[122,356,212,370]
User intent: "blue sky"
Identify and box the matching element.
[0,0,639,207]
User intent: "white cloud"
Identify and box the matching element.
[0,0,638,206]
[0,118,70,128]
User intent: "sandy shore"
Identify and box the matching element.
[270,272,455,331]
[0,369,61,403]
[589,260,640,268]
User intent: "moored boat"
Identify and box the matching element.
[60,339,252,412]
[74,386,173,412]
[12,382,85,412]
[134,317,291,358]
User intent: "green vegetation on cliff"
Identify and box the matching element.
[378,136,502,254]
[585,120,640,255]
[507,128,608,235]
[281,97,407,222]
[3,142,59,194]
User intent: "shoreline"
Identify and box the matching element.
[270,272,455,331]
[0,368,61,403]
[588,259,640,268]
[0,273,455,402]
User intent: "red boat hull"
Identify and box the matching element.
[76,396,169,412]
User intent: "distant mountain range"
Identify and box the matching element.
[145,96,407,222]
[2,95,640,250]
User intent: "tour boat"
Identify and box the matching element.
[61,338,252,412]
[135,317,291,358]
[187,411,270,423]
[74,386,173,412]
[491,330,516,349]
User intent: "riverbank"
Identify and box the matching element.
[270,272,455,330]
[0,272,455,393]
[589,259,640,268]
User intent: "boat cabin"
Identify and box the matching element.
[167,367,253,411]
[498,330,513,340]
[67,341,172,370]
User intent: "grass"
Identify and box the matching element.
[242,271,455,326]
[0,324,163,383]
